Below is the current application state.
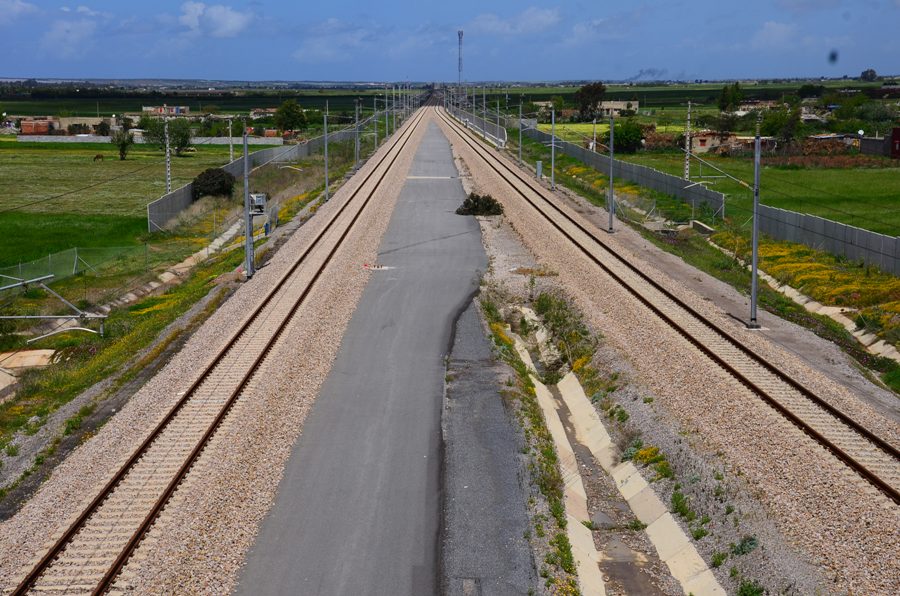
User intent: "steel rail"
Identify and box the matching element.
[12,107,429,596]
[436,106,900,506]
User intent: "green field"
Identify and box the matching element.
[0,141,270,266]
[537,122,685,143]
[617,152,900,235]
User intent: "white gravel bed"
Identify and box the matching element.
[0,113,428,594]
[436,115,899,595]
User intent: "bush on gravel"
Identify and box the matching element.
[455,192,503,216]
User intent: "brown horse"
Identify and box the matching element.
[93,154,104,162]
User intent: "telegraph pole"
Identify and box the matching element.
[324,101,329,201]
[608,114,615,232]
[242,126,254,278]
[164,117,172,193]
[550,107,556,190]
[749,114,762,328]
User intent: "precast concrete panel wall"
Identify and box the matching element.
[522,127,725,215]
[758,205,898,275]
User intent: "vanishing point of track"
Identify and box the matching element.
[436,105,900,506]
[11,108,429,595]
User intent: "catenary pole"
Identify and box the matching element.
[324,101,329,201]
[551,107,556,190]
[354,99,360,166]
[518,102,523,164]
[750,114,762,327]
[242,126,253,278]
[608,114,615,232]
[228,118,234,162]
[164,117,171,193]
[374,96,378,147]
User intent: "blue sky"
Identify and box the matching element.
[1,1,898,81]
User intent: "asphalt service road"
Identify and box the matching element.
[237,120,487,595]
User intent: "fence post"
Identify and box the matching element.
[73,247,78,275]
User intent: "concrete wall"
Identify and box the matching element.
[859,137,890,157]
[759,205,898,275]
[523,127,726,216]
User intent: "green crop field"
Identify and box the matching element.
[0,141,270,266]
[618,152,900,236]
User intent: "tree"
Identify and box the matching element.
[717,82,744,112]
[573,81,606,121]
[860,69,878,82]
[761,108,804,145]
[549,95,566,115]
[95,120,110,136]
[274,99,307,132]
[110,129,134,161]
[143,118,193,155]
[605,119,643,153]
[192,167,235,200]
[797,83,824,99]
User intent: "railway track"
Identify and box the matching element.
[9,107,428,596]
[435,105,900,506]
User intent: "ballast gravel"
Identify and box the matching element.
[435,113,899,595]
[0,112,428,594]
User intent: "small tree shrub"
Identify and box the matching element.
[456,192,503,216]
[192,167,236,200]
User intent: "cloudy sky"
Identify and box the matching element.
[1,0,898,81]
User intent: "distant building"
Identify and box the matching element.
[19,118,57,135]
[250,108,278,120]
[597,101,639,117]
[142,105,190,115]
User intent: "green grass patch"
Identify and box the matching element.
[0,246,243,453]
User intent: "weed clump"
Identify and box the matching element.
[456,192,504,216]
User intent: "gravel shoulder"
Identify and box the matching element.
[0,114,430,593]
[437,112,899,595]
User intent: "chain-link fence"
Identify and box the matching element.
[447,106,507,147]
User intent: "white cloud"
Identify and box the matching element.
[751,21,797,50]
[470,6,560,36]
[40,18,96,58]
[178,2,253,38]
[76,5,102,17]
[293,19,375,63]
[0,0,37,18]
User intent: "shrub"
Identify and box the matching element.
[456,192,504,216]
[192,168,236,200]
[731,535,759,556]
